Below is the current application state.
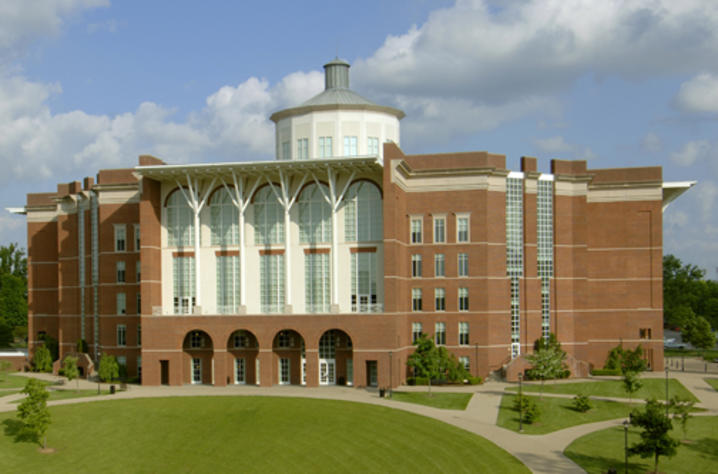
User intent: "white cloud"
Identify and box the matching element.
[671,140,712,166]
[675,73,718,114]
[641,132,662,153]
[533,135,596,160]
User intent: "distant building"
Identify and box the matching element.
[12,59,693,386]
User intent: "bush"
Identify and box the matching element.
[572,394,592,412]
[465,376,483,385]
[512,396,541,424]
[591,368,621,376]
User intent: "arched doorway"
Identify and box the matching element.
[319,329,353,386]
[182,330,213,385]
[272,330,305,385]
[226,330,259,385]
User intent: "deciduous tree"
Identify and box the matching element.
[63,355,80,391]
[98,354,119,383]
[628,398,680,473]
[17,378,51,449]
[526,333,568,399]
[33,345,52,373]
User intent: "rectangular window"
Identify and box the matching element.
[137,324,142,346]
[134,224,140,251]
[116,261,126,283]
[411,254,422,278]
[305,253,330,313]
[433,216,446,243]
[117,356,126,370]
[279,358,290,384]
[411,288,422,311]
[351,252,378,312]
[136,292,141,314]
[458,253,469,277]
[114,225,126,252]
[435,288,446,311]
[435,322,446,345]
[459,287,469,311]
[296,138,309,160]
[367,136,379,155]
[412,322,423,343]
[116,292,126,315]
[343,136,358,156]
[318,136,333,158]
[136,261,141,282]
[457,215,470,242]
[260,254,284,313]
[410,217,422,243]
[173,256,196,315]
[137,356,142,378]
[217,255,240,314]
[639,328,652,339]
[459,356,470,372]
[434,254,445,277]
[282,141,290,160]
[117,324,126,347]
[235,358,246,384]
[459,322,469,345]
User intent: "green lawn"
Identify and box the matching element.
[705,379,718,391]
[10,388,111,403]
[506,378,697,402]
[390,391,473,410]
[0,374,42,389]
[497,394,633,434]
[565,416,718,473]
[0,396,529,473]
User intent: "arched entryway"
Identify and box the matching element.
[318,329,353,386]
[272,330,305,385]
[226,330,259,385]
[182,330,213,385]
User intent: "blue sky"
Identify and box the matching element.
[1,0,716,276]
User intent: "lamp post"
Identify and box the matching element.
[518,372,523,433]
[623,419,630,474]
[665,365,670,415]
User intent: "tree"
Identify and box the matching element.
[0,244,28,331]
[407,334,440,395]
[0,318,13,347]
[63,355,80,391]
[17,378,51,449]
[663,255,718,331]
[33,345,52,373]
[604,344,647,374]
[0,360,11,381]
[622,371,643,407]
[526,333,568,399]
[668,395,694,441]
[628,398,680,473]
[682,316,716,352]
[98,354,119,383]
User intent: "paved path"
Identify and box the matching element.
[1,371,716,474]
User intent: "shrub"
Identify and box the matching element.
[512,396,541,424]
[465,376,483,385]
[572,394,592,412]
[591,368,621,376]
[32,345,52,373]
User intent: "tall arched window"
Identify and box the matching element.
[166,190,193,246]
[344,181,382,242]
[253,186,284,245]
[210,187,238,245]
[298,183,331,243]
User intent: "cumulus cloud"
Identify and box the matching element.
[533,135,596,160]
[675,73,718,114]
[671,140,713,166]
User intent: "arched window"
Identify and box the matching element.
[298,183,331,243]
[166,190,193,246]
[344,181,382,242]
[253,186,284,245]
[210,187,238,245]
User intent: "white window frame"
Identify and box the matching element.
[114,225,126,252]
[411,254,422,278]
[279,358,290,385]
[411,288,422,312]
[435,288,446,311]
[367,136,379,155]
[116,292,126,315]
[411,322,423,343]
[281,141,290,160]
[343,136,358,156]
[433,216,446,243]
[459,322,469,345]
[410,217,423,244]
[235,358,246,384]
[116,261,126,283]
[318,136,333,158]
[434,254,445,277]
[456,214,470,243]
[458,253,469,277]
[435,322,446,346]
[117,324,126,347]
[191,357,202,384]
[459,287,469,312]
[296,138,309,160]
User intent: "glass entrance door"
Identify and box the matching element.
[191,357,201,384]
[235,358,245,384]
[279,358,290,384]
[319,359,336,385]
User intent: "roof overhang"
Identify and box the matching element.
[662,181,696,212]
[270,103,405,123]
[5,207,27,215]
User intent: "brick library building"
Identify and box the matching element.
[13,59,692,387]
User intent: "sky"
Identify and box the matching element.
[0,0,716,276]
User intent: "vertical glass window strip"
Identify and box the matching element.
[344,182,382,242]
[134,225,140,251]
[254,187,284,244]
[537,178,554,342]
[114,225,126,251]
[411,288,422,311]
[457,216,470,242]
[459,322,469,345]
[411,254,422,277]
[136,292,141,314]
[435,322,446,345]
[296,138,309,160]
[343,136,357,156]
[116,293,126,315]
[166,191,194,246]
[412,322,422,343]
[435,254,445,277]
[318,136,332,158]
[137,324,141,346]
[137,356,142,378]
[435,288,446,311]
[116,261,126,283]
[210,188,239,245]
[433,217,445,243]
[458,253,469,277]
[281,141,290,160]
[78,208,85,340]
[410,217,422,243]
[136,261,141,282]
[173,256,196,314]
[299,184,332,243]
[216,255,240,314]
[367,137,379,155]
[260,254,285,313]
[117,324,126,346]
[305,253,330,313]
[462,289,470,312]
[351,252,378,312]
[506,177,524,358]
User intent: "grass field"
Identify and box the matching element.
[704,378,718,391]
[564,416,718,473]
[506,378,697,402]
[390,391,472,410]
[0,396,529,473]
[497,394,633,434]
[10,388,112,403]
[0,374,42,389]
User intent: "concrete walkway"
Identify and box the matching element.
[1,371,716,474]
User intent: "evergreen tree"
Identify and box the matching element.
[628,398,680,473]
